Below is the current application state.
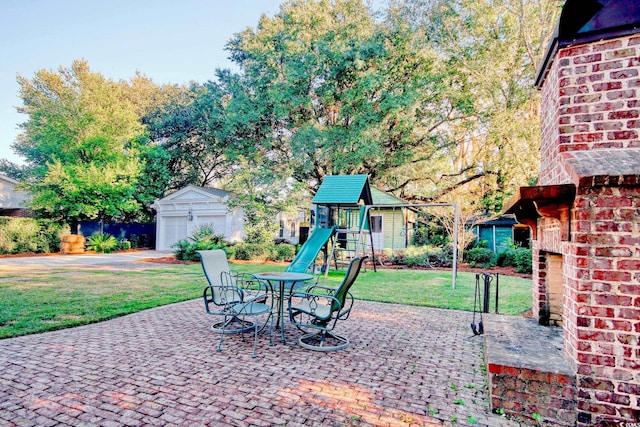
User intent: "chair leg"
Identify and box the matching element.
[217,315,227,352]
[252,316,259,358]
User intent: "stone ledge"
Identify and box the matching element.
[484,315,577,426]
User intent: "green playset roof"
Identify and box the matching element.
[312,174,373,206]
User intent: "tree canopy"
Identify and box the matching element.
[2,0,562,230]
[14,60,155,223]
[224,0,469,193]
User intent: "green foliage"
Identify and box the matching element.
[496,249,516,267]
[466,247,497,268]
[413,222,448,247]
[86,233,119,253]
[514,248,533,274]
[231,240,306,263]
[385,0,560,213]
[0,218,39,254]
[172,225,227,261]
[224,0,463,194]
[6,1,560,231]
[496,239,519,267]
[14,60,150,223]
[30,159,142,223]
[37,219,71,253]
[395,245,453,268]
[128,234,151,249]
[0,217,69,254]
[404,252,427,268]
[226,175,281,246]
[130,142,173,222]
[232,242,274,262]
[144,82,234,190]
[274,243,296,262]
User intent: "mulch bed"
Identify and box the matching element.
[0,250,531,279]
[140,256,531,279]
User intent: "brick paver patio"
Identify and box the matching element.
[0,296,525,426]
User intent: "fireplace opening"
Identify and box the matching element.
[541,253,563,327]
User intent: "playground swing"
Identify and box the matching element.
[361,202,460,289]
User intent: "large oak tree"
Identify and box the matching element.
[14,60,149,223]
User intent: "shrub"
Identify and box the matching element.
[129,234,140,248]
[466,247,497,268]
[173,239,220,262]
[172,225,228,261]
[273,243,296,262]
[38,220,70,253]
[382,248,403,265]
[118,240,131,250]
[400,246,424,267]
[426,245,453,267]
[232,242,274,261]
[496,249,516,267]
[399,245,453,268]
[514,248,533,274]
[0,218,70,254]
[87,233,119,253]
[405,253,427,268]
[232,243,252,261]
[129,233,150,248]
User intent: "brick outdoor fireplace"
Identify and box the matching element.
[502,0,640,425]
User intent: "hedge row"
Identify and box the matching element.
[466,246,532,273]
[0,217,70,255]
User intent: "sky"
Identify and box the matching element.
[0,0,287,165]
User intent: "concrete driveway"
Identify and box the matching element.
[0,250,172,272]
[0,252,523,426]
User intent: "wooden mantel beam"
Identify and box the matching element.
[503,184,576,241]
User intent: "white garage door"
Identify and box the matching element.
[197,215,226,237]
[163,216,188,250]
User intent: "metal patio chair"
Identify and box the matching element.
[287,256,367,351]
[198,250,273,357]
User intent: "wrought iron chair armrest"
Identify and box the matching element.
[288,292,342,317]
[235,271,257,283]
[241,277,273,307]
[288,290,354,319]
[305,284,337,296]
[337,292,355,320]
[287,293,344,335]
[203,285,243,314]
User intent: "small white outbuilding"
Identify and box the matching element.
[151,186,245,251]
[0,174,31,216]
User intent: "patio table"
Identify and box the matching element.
[252,272,313,343]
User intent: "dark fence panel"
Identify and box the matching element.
[78,222,156,248]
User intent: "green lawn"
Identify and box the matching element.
[0,262,532,339]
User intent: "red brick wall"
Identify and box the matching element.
[537,33,640,425]
[568,187,640,425]
[540,34,640,186]
[488,363,576,425]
